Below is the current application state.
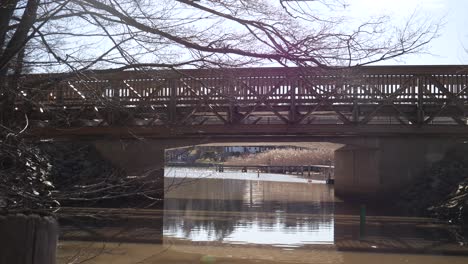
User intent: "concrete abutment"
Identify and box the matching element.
[334,137,462,198]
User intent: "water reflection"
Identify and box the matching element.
[164,167,335,246]
[162,167,468,255]
[57,167,468,264]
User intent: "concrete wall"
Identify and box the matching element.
[377,137,455,189]
[334,136,462,198]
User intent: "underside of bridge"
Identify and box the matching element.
[89,135,462,199]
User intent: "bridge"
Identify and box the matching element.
[16,65,468,137]
[18,65,468,198]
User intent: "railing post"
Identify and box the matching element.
[352,100,359,124]
[289,76,298,124]
[103,79,122,125]
[228,105,242,125]
[56,82,64,105]
[168,78,177,124]
[416,75,425,125]
[109,79,121,101]
[228,80,235,124]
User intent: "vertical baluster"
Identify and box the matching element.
[56,82,64,106]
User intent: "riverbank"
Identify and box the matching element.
[399,144,468,228]
[38,142,164,209]
[57,239,468,264]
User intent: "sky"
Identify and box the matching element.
[348,0,468,65]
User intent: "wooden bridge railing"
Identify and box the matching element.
[14,65,468,127]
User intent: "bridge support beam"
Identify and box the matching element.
[334,137,460,198]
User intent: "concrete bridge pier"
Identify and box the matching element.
[334,137,461,198]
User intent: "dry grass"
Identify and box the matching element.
[225,148,334,166]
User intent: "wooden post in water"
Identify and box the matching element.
[0,214,58,264]
[360,205,366,239]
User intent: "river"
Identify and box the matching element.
[57,167,468,263]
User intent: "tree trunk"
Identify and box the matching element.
[0,214,58,264]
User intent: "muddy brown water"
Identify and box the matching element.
[57,167,468,263]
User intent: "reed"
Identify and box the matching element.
[225,148,334,166]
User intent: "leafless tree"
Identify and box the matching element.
[0,0,440,212]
